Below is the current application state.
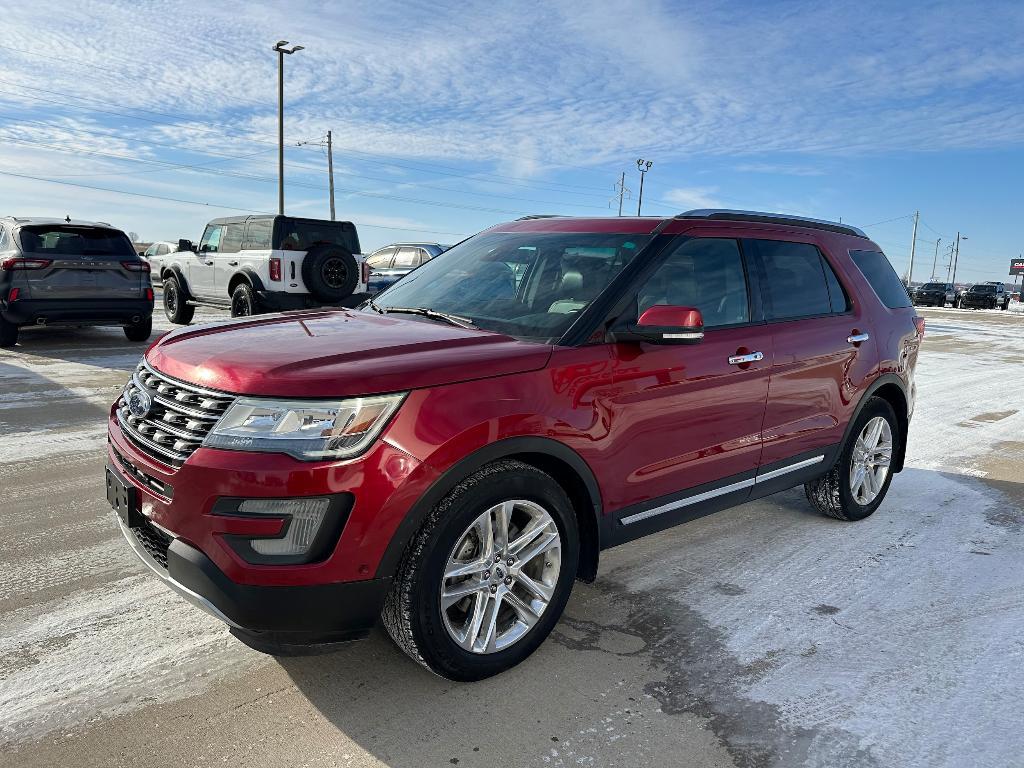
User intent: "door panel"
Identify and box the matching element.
[750,238,878,465]
[597,327,773,511]
[189,225,221,298]
[594,235,771,512]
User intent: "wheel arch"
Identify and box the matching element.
[227,269,265,297]
[376,436,603,583]
[161,265,192,298]
[842,374,910,473]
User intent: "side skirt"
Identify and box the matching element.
[601,445,840,549]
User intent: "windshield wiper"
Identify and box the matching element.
[380,306,477,329]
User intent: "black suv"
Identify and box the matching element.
[0,217,154,348]
[958,282,1008,310]
[912,282,955,307]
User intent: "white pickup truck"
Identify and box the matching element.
[159,215,369,323]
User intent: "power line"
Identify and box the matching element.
[0,170,471,237]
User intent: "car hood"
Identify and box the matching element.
[147,309,552,398]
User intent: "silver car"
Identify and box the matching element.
[0,217,154,347]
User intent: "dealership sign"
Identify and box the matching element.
[1011,258,1024,276]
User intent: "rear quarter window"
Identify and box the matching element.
[850,249,912,308]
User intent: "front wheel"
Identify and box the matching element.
[382,460,579,681]
[163,276,195,325]
[123,317,153,342]
[805,397,899,521]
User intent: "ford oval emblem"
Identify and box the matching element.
[128,388,152,419]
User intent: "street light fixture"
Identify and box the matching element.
[636,159,653,216]
[273,40,304,215]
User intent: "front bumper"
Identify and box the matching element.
[959,296,995,308]
[114,502,389,642]
[913,294,948,306]
[1,297,153,326]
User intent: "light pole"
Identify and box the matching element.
[274,40,304,215]
[636,158,652,216]
[930,238,941,281]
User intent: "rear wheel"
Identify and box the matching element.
[0,316,18,347]
[123,317,152,342]
[382,460,579,681]
[805,397,899,521]
[163,276,195,325]
[230,283,258,317]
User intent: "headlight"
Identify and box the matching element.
[204,393,406,460]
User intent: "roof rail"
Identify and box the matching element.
[675,209,867,238]
[515,214,562,221]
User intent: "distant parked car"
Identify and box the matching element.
[958,282,1009,310]
[159,215,369,323]
[0,217,154,347]
[912,282,956,307]
[140,241,179,280]
[366,243,448,294]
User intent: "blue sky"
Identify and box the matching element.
[0,0,1022,285]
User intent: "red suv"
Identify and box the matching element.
[107,210,923,680]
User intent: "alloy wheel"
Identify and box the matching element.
[440,499,561,654]
[849,416,893,505]
[322,257,348,289]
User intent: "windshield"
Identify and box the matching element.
[370,231,650,342]
[969,284,996,293]
[921,283,947,290]
[18,225,135,257]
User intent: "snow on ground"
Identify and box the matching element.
[0,305,1022,767]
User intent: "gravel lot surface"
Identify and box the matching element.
[2,303,1022,768]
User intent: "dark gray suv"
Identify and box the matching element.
[0,217,154,348]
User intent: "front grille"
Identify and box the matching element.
[118,360,235,469]
[131,519,172,569]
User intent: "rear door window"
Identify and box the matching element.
[220,223,244,254]
[850,249,912,308]
[275,219,360,253]
[393,247,419,268]
[753,240,832,320]
[636,237,750,328]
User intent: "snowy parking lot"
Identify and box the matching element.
[1,304,1023,768]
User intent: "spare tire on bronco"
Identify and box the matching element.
[302,244,359,302]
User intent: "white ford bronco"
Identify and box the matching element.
[160,215,369,323]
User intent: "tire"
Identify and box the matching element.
[123,317,153,342]
[0,316,18,348]
[382,460,579,681]
[163,275,195,325]
[804,397,899,522]
[301,245,358,303]
[230,283,259,318]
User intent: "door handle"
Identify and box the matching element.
[728,351,764,365]
[228,261,239,266]
[847,332,870,344]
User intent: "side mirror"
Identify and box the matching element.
[609,305,704,345]
[178,239,195,253]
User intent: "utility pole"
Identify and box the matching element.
[636,159,653,216]
[614,172,629,216]
[326,130,335,220]
[273,40,304,215]
[297,132,336,219]
[907,211,919,286]
[951,232,966,286]
[930,238,941,281]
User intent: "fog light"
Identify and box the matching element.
[240,498,330,557]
